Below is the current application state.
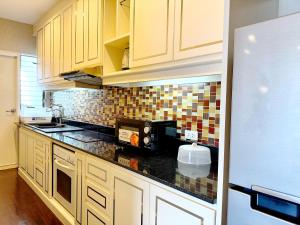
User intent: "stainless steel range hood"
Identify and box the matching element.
[60,66,103,88]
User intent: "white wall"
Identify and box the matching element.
[0,18,36,55]
[279,0,300,16]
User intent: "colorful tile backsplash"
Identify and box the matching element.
[53,82,221,147]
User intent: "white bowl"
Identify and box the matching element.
[177,143,211,165]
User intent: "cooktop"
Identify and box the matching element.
[62,131,115,143]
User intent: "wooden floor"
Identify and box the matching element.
[0,169,62,225]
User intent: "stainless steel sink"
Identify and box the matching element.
[27,123,84,133]
[29,123,66,129]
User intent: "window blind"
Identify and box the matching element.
[20,55,43,108]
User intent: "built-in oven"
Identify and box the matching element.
[53,144,76,216]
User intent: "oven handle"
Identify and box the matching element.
[54,159,75,171]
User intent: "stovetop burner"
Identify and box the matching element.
[63,131,115,143]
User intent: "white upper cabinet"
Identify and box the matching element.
[52,14,62,77]
[130,0,175,67]
[36,28,43,81]
[43,22,52,80]
[62,5,73,73]
[74,0,85,68]
[130,0,223,69]
[173,0,224,60]
[35,0,224,84]
[74,0,103,70]
[86,0,103,65]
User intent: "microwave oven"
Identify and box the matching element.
[115,118,177,152]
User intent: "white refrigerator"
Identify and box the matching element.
[228,13,300,225]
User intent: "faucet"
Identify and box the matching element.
[50,104,65,125]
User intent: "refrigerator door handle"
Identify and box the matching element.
[252,185,300,204]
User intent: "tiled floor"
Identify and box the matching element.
[0,169,62,225]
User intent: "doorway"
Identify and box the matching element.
[0,52,19,169]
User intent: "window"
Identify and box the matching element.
[20,55,43,108]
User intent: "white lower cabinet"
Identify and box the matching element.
[113,171,150,225]
[18,128,51,194]
[26,134,35,178]
[76,152,85,224]
[19,128,27,171]
[85,202,110,225]
[34,136,51,193]
[83,155,113,225]
[20,128,216,225]
[18,128,35,179]
[80,154,216,225]
[149,185,216,225]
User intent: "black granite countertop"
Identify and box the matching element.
[17,121,218,204]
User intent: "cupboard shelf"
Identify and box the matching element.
[104,33,130,49]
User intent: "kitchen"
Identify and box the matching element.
[0,0,299,225]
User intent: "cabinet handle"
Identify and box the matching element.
[54,159,75,171]
[6,109,16,113]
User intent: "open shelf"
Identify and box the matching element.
[103,0,130,41]
[104,33,130,49]
[103,0,131,75]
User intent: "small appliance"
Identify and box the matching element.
[115,118,177,152]
[20,106,52,124]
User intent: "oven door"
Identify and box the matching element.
[53,156,76,216]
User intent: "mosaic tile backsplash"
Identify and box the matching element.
[53,82,221,147]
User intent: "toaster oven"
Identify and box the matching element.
[115,118,177,152]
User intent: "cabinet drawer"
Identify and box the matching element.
[35,150,45,169]
[35,139,44,149]
[35,167,44,188]
[86,156,112,188]
[84,202,110,225]
[85,179,112,217]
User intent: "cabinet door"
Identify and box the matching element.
[44,143,50,193]
[149,185,215,225]
[19,129,27,171]
[36,28,44,80]
[62,5,73,73]
[26,134,35,178]
[173,0,223,60]
[76,152,84,224]
[35,165,45,189]
[114,172,149,225]
[34,146,45,190]
[85,0,103,66]
[130,0,175,67]
[52,14,62,77]
[74,0,85,69]
[44,22,52,79]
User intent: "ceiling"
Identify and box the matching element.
[0,0,59,25]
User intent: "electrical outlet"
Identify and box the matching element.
[185,130,198,141]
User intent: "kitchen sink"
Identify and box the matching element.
[27,123,84,133]
[29,123,66,129]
